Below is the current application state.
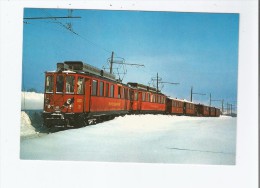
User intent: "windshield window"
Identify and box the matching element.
[66,76,75,94]
[45,75,54,93]
[56,75,64,93]
[77,77,84,94]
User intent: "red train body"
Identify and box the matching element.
[196,104,210,116]
[166,98,184,115]
[128,82,166,114]
[43,61,221,128]
[43,61,130,127]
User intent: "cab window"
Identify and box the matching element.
[77,77,84,94]
[56,75,64,93]
[45,75,54,93]
[66,76,75,94]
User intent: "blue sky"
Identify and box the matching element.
[22,8,239,108]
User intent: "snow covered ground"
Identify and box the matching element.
[20,114,236,165]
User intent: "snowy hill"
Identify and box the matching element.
[21,92,44,110]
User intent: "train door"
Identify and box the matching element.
[138,92,142,111]
[84,78,91,112]
[183,102,187,115]
[123,88,127,111]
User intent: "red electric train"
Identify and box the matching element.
[43,61,220,128]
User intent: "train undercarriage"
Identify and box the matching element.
[42,111,127,129]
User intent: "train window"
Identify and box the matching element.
[99,81,104,96]
[56,75,64,93]
[91,80,98,96]
[66,76,75,94]
[142,92,146,101]
[127,89,130,100]
[122,88,125,99]
[110,84,114,98]
[45,75,54,93]
[134,92,138,101]
[77,77,84,94]
[105,83,109,97]
[118,86,121,98]
[130,90,134,100]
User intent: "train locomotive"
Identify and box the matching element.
[43,61,220,128]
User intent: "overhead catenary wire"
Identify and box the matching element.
[40,9,112,55]
[37,9,144,81]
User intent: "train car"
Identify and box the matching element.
[209,106,216,117]
[166,98,184,115]
[196,104,210,116]
[128,82,167,114]
[183,100,196,116]
[215,108,221,117]
[43,61,131,128]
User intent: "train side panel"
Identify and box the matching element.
[166,98,184,115]
[184,102,196,116]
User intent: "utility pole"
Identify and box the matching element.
[210,96,223,112]
[107,52,144,80]
[210,93,211,106]
[226,102,229,114]
[150,73,179,93]
[222,99,224,113]
[110,51,114,74]
[157,73,159,93]
[190,86,206,102]
[191,86,193,102]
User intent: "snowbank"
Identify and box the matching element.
[21,92,44,110]
[21,114,237,165]
[20,111,37,137]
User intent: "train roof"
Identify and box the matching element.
[168,97,194,103]
[56,61,117,80]
[45,61,127,84]
[127,82,164,94]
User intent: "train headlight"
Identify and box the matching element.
[65,97,74,105]
[63,97,74,108]
[66,98,72,105]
